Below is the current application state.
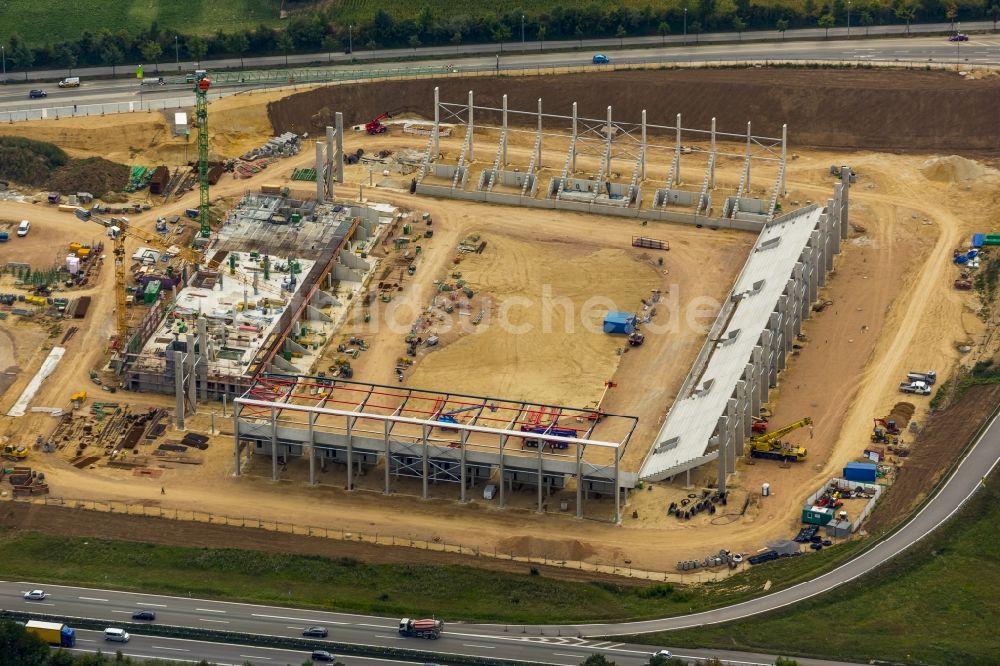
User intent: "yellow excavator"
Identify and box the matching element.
[746,417,811,462]
[3,443,28,461]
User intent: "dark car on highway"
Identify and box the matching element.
[948,33,969,41]
[303,626,329,638]
[311,651,336,662]
[131,611,156,621]
[29,89,47,98]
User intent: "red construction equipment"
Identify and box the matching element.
[751,417,768,434]
[366,112,392,135]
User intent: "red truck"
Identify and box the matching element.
[398,617,443,639]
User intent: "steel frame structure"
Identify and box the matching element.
[233,374,638,522]
[418,87,788,223]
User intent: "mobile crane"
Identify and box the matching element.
[746,417,811,462]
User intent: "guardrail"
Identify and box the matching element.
[3,57,996,125]
[0,609,549,665]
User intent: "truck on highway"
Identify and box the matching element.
[398,617,443,639]
[906,370,937,385]
[899,381,932,395]
[25,620,77,647]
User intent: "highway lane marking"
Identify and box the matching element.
[141,602,168,607]
[461,643,496,649]
[356,622,395,629]
[251,613,350,624]
[195,608,227,613]
[79,596,109,602]
[152,646,190,651]
[374,634,406,640]
[199,618,231,624]
[240,657,271,661]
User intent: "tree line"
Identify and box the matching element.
[3,1,1000,75]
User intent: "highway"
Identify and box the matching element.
[4,409,996,664]
[0,18,996,85]
[5,584,848,666]
[1,32,998,115]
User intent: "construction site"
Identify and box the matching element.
[0,66,997,572]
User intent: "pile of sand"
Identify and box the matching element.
[919,155,994,183]
[496,535,598,561]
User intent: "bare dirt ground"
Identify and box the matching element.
[267,69,1000,153]
[1,70,998,575]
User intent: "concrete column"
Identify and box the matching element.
[576,442,583,519]
[307,411,316,486]
[781,124,788,195]
[232,402,241,476]
[421,425,429,500]
[613,448,621,524]
[383,420,391,495]
[727,397,739,474]
[197,317,208,401]
[467,90,474,162]
[745,121,752,193]
[571,102,578,172]
[640,109,647,180]
[173,350,185,430]
[459,430,468,503]
[710,117,717,188]
[325,125,335,196]
[536,445,544,513]
[501,94,508,166]
[606,106,613,177]
[335,112,345,183]
[674,113,682,183]
[346,415,355,491]
[186,334,197,415]
[270,405,279,482]
[840,166,851,239]
[717,415,729,493]
[498,434,506,508]
[433,87,440,158]
[537,98,543,167]
[315,141,325,203]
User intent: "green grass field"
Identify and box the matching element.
[0,0,280,45]
[628,471,1000,665]
[0,527,864,624]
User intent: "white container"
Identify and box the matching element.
[762,482,770,497]
[66,255,81,275]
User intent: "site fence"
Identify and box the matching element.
[14,494,737,583]
[3,58,995,125]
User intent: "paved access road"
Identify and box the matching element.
[5,582,848,666]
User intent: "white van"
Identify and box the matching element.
[17,220,30,237]
[104,628,130,642]
[58,77,81,88]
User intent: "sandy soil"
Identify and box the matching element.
[1,73,998,576]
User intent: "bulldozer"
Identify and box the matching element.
[746,417,811,462]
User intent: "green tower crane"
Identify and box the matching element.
[194,73,212,238]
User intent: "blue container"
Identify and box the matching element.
[843,461,877,483]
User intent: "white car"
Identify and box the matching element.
[653,649,673,659]
[17,220,30,237]
[23,589,46,600]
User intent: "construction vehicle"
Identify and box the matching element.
[906,370,937,385]
[871,418,901,444]
[365,112,392,135]
[398,618,442,639]
[193,71,212,238]
[25,620,77,647]
[746,417,811,462]
[751,417,768,434]
[899,381,932,396]
[435,404,482,431]
[3,443,28,460]
[628,331,645,347]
